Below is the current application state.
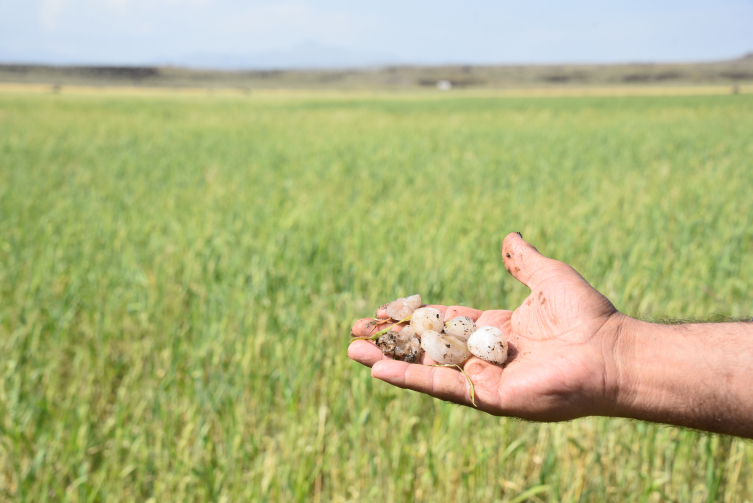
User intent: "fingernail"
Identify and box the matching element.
[516,231,523,238]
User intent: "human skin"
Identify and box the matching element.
[349,232,753,439]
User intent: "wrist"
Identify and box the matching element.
[606,314,647,419]
[594,311,634,417]
[609,317,698,423]
[608,315,690,422]
[606,316,753,436]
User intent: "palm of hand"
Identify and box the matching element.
[349,233,623,421]
[481,262,620,420]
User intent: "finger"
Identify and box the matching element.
[348,340,388,367]
[351,318,409,338]
[501,232,562,291]
[375,303,390,318]
[475,310,513,329]
[444,306,483,322]
[371,360,475,406]
[348,329,439,368]
[351,318,383,338]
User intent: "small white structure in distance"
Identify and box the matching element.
[436,80,452,91]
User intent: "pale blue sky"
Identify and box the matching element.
[1,0,752,68]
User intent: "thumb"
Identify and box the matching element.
[501,232,565,291]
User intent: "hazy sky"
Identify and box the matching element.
[1,0,752,67]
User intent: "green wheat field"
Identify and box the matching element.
[1,90,752,502]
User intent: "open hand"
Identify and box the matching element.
[348,232,626,421]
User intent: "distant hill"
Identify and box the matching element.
[1,53,751,90]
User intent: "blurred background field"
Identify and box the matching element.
[2,54,753,92]
[1,90,752,502]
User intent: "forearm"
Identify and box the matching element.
[612,315,753,438]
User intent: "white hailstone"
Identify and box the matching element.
[410,307,444,336]
[386,297,415,320]
[404,294,422,310]
[420,330,472,365]
[467,326,508,365]
[398,326,417,339]
[444,316,476,342]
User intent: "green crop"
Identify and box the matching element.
[1,91,752,502]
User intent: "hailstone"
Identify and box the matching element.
[420,330,472,365]
[385,294,422,320]
[394,335,422,363]
[398,325,417,339]
[376,330,398,355]
[376,327,422,363]
[444,316,476,342]
[404,294,422,310]
[410,307,444,336]
[467,326,508,365]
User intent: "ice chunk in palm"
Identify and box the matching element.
[376,331,399,355]
[410,307,444,336]
[404,294,422,310]
[467,326,508,365]
[420,330,472,365]
[377,327,422,363]
[394,335,421,363]
[386,295,421,320]
[444,316,476,342]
